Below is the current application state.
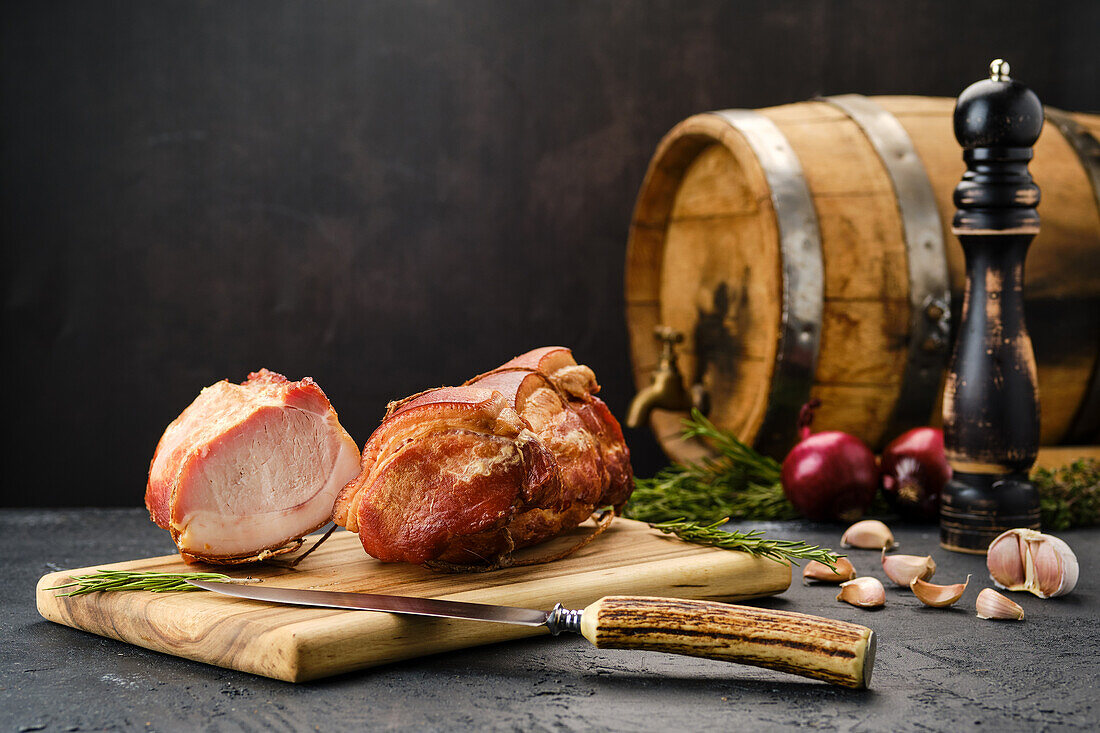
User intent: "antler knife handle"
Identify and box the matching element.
[580,596,875,689]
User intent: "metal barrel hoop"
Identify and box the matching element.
[822,94,952,441]
[710,109,824,455]
[1044,107,1100,443]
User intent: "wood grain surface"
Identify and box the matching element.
[35,517,791,682]
[627,97,1100,462]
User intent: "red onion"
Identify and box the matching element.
[781,400,879,522]
[880,427,951,521]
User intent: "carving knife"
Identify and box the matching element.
[186,580,876,688]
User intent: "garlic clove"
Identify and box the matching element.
[1029,535,1079,598]
[986,528,1079,598]
[975,588,1024,620]
[840,520,896,550]
[987,529,1031,590]
[911,574,970,607]
[881,550,936,586]
[803,557,857,584]
[836,577,885,608]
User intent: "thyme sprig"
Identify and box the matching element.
[1033,458,1099,531]
[652,518,842,569]
[48,570,260,596]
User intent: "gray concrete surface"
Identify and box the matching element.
[2,509,1096,732]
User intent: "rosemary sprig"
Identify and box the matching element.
[47,570,260,596]
[626,409,892,523]
[652,518,842,569]
[625,409,799,523]
[627,471,800,523]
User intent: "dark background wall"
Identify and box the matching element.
[3,0,1098,507]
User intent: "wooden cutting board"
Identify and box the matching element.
[36,518,791,682]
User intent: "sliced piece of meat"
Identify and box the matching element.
[146,369,360,564]
[333,347,633,566]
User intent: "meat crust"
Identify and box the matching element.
[333,347,633,565]
[146,369,360,564]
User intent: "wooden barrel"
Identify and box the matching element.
[625,96,1100,462]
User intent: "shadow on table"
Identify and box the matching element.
[731,595,793,610]
[584,670,876,699]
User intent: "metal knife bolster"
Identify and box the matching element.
[186,580,570,630]
[544,604,583,635]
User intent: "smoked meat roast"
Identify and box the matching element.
[146,369,360,564]
[333,347,633,567]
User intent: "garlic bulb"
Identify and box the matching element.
[803,557,857,584]
[881,551,936,586]
[975,588,1024,620]
[911,575,970,608]
[841,520,896,550]
[836,577,885,608]
[987,529,1079,598]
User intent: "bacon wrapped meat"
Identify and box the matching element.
[333,347,633,567]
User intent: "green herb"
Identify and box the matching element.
[626,409,892,523]
[1033,458,1099,531]
[625,410,799,523]
[651,518,842,569]
[47,570,260,596]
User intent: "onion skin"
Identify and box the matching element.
[781,401,879,522]
[879,427,951,522]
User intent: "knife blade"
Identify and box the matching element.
[187,580,876,688]
[186,579,550,626]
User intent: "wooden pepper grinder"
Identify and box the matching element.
[940,59,1044,553]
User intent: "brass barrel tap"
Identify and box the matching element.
[625,326,698,429]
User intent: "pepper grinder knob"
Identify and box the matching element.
[955,59,1040,144]
[940,60,1044,553]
